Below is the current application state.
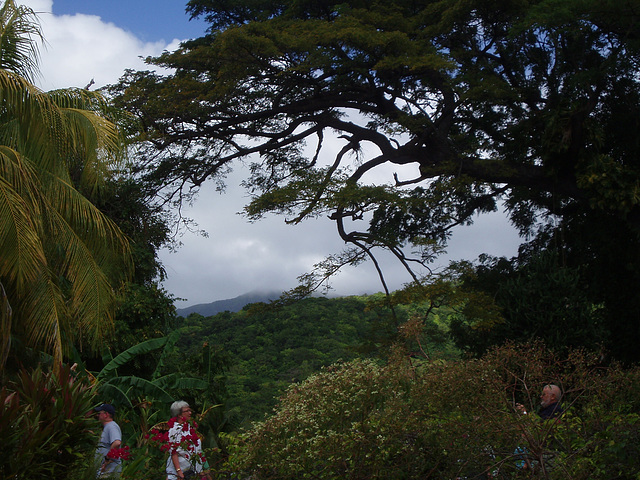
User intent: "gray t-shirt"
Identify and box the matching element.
[96,421,122,476]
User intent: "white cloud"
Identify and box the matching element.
[18,0,51,12]
[38,15,166,90]
[17,0,173,90]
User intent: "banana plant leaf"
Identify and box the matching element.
[97,336,170,381]
[99,376,174,404]
[94,333,210,407]
[152,331,179,381]
[98,381,134,408]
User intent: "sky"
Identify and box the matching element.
[18,0,522,307]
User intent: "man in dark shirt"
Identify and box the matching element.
[516,384,564,419]
[513,384,564,472]
[538,384,564,420]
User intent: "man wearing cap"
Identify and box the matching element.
[95,404,122,478]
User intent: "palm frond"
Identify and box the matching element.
[60,107,123,190]
[0,6,132,369]
[0,280,12,367]
[0,149,46,289]
[43,207,119,347]
[18,268,67,363]
[42,167,131,263]
[0,0,43,82]
[0,70,68,173]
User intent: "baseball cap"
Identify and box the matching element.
[94,403,116,416]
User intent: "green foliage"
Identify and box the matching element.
[0,0,42,81]
[451,250,608,358]
[0,364,98,480]
[172,295,459,424]
[94,333,210,409]
[111,0,640,364]
[74,334,226,480]
[109,282,179,374]
[231,341,640,479]
[84,167,178,375]
[179,296,382,423]
[169,294,459,436]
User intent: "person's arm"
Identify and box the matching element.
[100,430,122,472]
[171,451,184,479]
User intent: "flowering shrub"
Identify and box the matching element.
[147,417,207,469]
[232,341,640,479]
[107,446,132,461]
[148,427,171,452]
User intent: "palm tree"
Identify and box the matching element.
[0,0,132,369]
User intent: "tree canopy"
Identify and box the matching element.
[111,0,640,358]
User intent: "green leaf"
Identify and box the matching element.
[97,336,169,380]
[101,376,173,403]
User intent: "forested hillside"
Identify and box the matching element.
[176,294,457,423]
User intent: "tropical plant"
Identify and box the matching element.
[0,0,132,371]
[93,333,209,409]
[88,333,226,480]
[0,363,98,480]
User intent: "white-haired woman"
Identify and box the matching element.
[165,401,209,480]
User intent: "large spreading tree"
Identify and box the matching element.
[111,0,640,360]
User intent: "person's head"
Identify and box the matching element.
[94,403,115,423]
[540,384,562,407]
[170,400,192,419]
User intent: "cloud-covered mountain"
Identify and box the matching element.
[176,291,282,317]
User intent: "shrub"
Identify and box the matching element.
[231,341,640,479]
[0,364,98,479]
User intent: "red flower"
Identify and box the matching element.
[106,446,132,461]
[147,417,207,466]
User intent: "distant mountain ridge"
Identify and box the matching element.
[176,290,282,317]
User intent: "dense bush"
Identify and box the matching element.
[0,364,98,479]
[231,341,640,479]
